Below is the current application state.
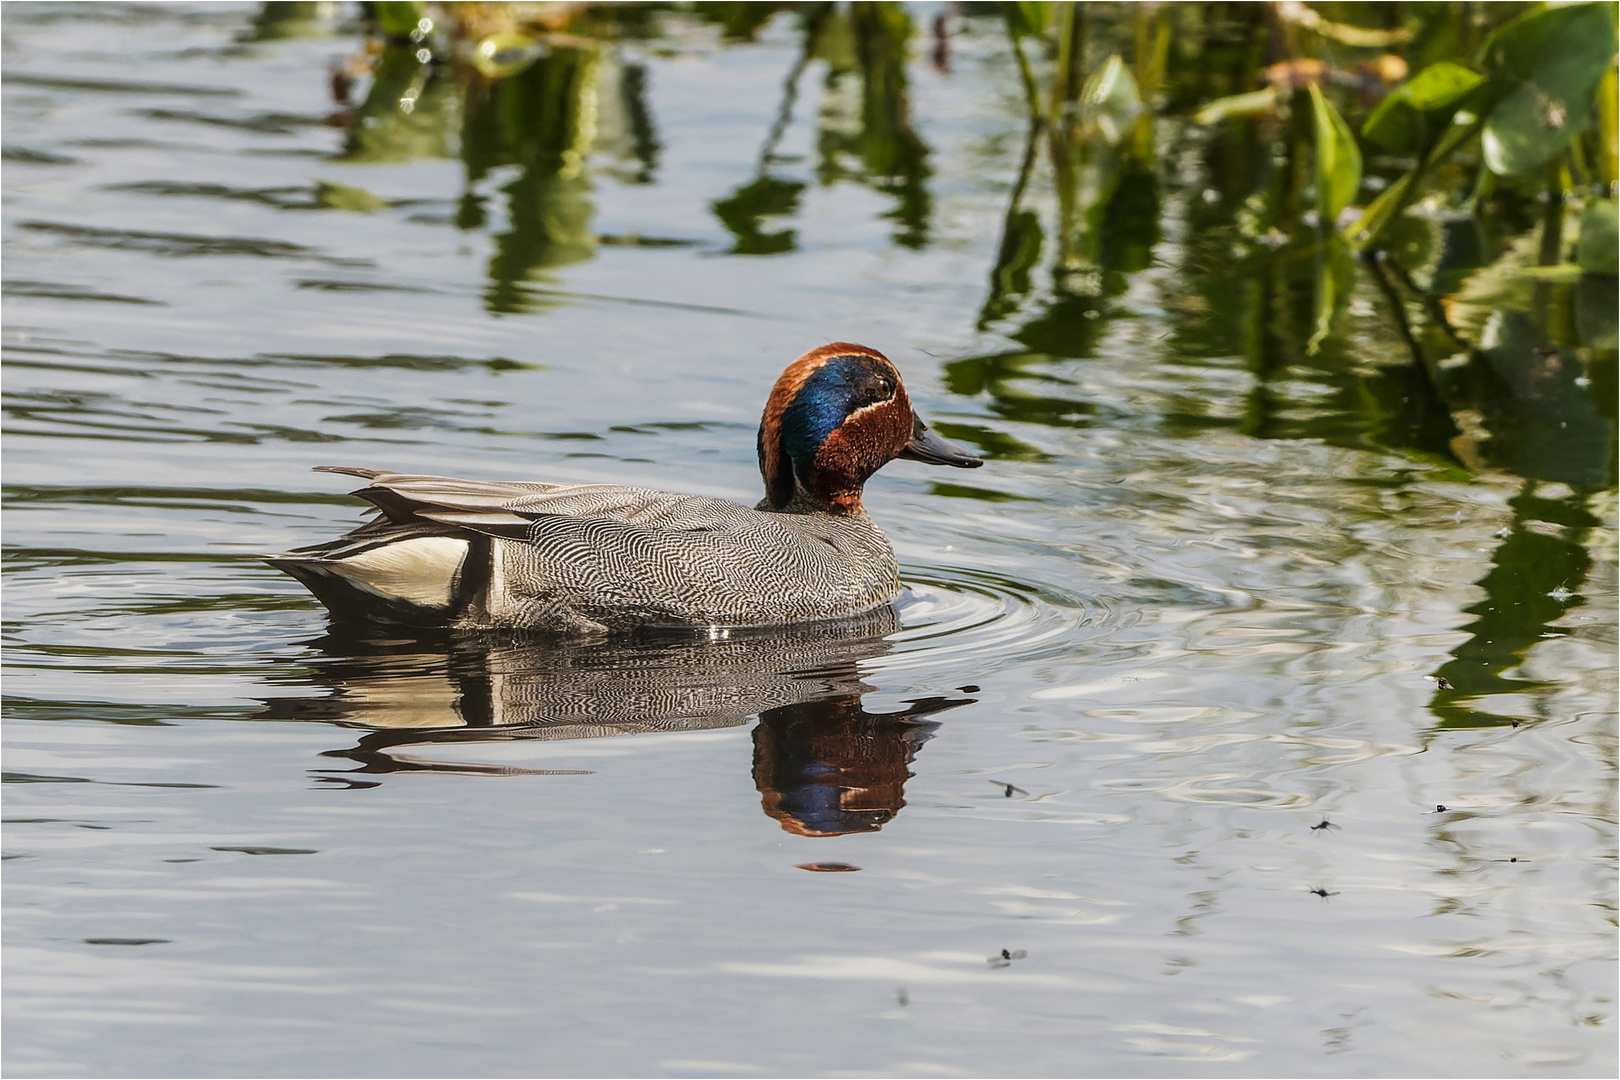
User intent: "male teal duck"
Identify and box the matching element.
[268,342,982,632]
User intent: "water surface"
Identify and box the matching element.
[3,4,1615,1077]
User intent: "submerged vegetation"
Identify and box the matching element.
[246,0,1615,728]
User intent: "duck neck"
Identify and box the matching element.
[760,423,868,515]
[757,473,865,516]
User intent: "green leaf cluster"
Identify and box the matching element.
[1344,2,1618,253]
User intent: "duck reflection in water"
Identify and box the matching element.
[753,693,957,836]
[260,606,972,835]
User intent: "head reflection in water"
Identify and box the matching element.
[261,609,974,833]
[753,694,964,837]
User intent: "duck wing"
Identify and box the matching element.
[316,467,752,540]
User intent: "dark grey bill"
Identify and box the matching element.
[898,417,982,468]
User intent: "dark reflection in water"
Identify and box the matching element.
[242,1,334,43]
[709,1,930,255]
[1430,484,1600,730]
[833,2,931,250]
[341,45,457,165]
[337,31,661,311]
[259,608,971,833]
[714,176,807,256]
[754,692,961,836]
[465,45,602,310]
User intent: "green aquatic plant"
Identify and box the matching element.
[1348,2,1618,253]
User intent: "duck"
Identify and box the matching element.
[268,342,982,632]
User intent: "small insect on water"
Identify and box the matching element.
[1428,676,1454,690]
[990,780,1029,798]
[1492,857,1532,864]
[1308,887,1340,899]
[1311,818,1340,832]
[988,948,1028,968]
[1431,805,1450,814]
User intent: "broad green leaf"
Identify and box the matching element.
[1310,84,1362,227]
[1081,54,1142,145]
[1482,2,1616,82]
[1578,198,1618,275]
[372,1,425,39]
[1362,61,1484,154]
[1485,81,1590,175]
[1480,2,1618,175]
[1404,61,1486,112]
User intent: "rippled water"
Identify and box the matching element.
[4,4,1616,1077]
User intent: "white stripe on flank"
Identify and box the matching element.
[329,536,468,609]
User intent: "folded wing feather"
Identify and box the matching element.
[322,469,754,540]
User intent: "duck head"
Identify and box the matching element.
[758,343,982,515]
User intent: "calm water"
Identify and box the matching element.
[3,4,1616,1077]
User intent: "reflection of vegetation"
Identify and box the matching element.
[342,44,457,163]
[713,177,806,255]
[1430,485,1599,729]
[335,5,662,311]
[467,44,602,313]
[243,1,336,42]
[839,2,931,249]
[957,0,1613,487]
[710,4,828,255]
[707,2,932,254]
[286,2,1614,726]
